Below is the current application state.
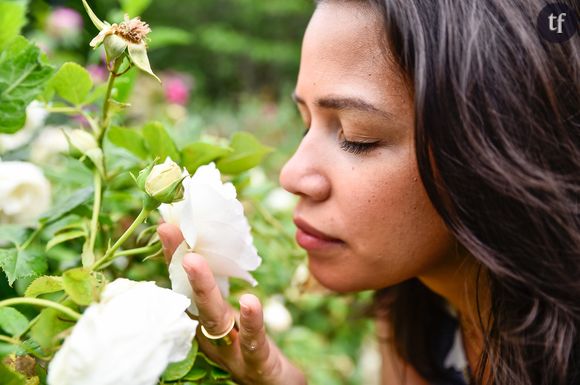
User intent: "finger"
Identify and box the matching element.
[238,294,271,366]
[157,223,184,263]
[183,253,235,337]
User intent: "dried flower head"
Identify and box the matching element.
[114,15,151,44]
[82,0,159,82]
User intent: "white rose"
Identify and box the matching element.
[0,161,51,224]
[47,278,197,385]
[263,295,292,332]
[264,187,296,212]
[159,162,262,315]
[30,127,69,163]
[248,167,267,189]
[0,101,49,152]
[66,129,98,153]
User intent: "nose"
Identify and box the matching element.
[279,131,331,202]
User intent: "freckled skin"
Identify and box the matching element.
[279,2,457,292]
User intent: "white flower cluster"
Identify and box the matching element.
[48,279,197,385]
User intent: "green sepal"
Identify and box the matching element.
[136,162,155,190]
[81,0,106,31]
[149,176,185,204]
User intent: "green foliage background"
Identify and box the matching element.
[32,0,312,101]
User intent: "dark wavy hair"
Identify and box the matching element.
[317,0,580,384]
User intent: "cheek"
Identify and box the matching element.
[330,152,454,289]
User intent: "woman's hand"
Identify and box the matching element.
[157,223,307,385]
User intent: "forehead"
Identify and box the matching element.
[297,2,403,99]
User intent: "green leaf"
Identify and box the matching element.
[24,276,64,298]
[50,62,93,106]
[181,142,233,174]
[62,268,96,306]
[108,126,148,159]
[0,225,27,247]
[40,187,93,224]
[46,230,86,251]
[0,343,19,359]
[0,249,47,286]
[0,363,26,385]
[120,0,152,17]
[0,1,27,49]
[30,308,72,351]
[0,36,54,134]
[142,121,180,162]
[0,99,26,132]
[162,340,198,381]
[83,82,107,104]
[113,66,137,103]
[183,367,208,381]
[0,307,28,337]
[216,132,273,175]
[210,365,231,380]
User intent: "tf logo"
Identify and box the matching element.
[537,3,578,43]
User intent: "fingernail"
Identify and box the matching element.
[240,302,251,318]
[182,254,196,279]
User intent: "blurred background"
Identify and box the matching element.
[1,1,380,384]
[21,0,316,176]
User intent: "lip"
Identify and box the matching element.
[293,217,344,250]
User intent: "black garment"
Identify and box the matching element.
[430,309,470,385]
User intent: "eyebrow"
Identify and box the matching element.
[291,91,395,120]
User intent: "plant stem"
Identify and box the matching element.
[46,106,78,114]
[100,72,115,129]
[114,244,161,258]
[91,208,150,270]
[0,298,81,321]
[20,225,44,251]
[87,170,102,260]
[0,335,20,345]
[98,59,122,146]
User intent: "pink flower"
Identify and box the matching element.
[86,64,108,83]
[47,7,83,39]
[163,74,192,106]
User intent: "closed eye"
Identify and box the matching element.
[339,139,378,155]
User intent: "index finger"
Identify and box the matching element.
[182,253,236,338]
[157,222,184,263]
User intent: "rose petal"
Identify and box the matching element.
[168,242,197,314]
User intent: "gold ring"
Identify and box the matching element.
[200,317,238,346]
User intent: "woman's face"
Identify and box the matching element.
[279,2,457,292]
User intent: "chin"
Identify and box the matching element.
[307,257,408,293]
[308,262,369,293]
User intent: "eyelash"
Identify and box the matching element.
[339,139,378,155]
[302,128,379,155]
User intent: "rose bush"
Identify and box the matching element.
[0,1,375,384]
[0,1,272,384]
